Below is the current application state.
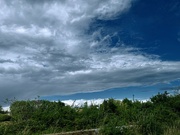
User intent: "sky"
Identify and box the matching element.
[0,0,180,106]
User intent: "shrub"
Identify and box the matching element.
[0,114,11,122]
[138,113,164,135]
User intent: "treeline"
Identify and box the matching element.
[0,92,180,135]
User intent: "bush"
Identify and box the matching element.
[100,114,129,135]
[138,113,164,135]
[0,114,11,122]
[1,93,180,134]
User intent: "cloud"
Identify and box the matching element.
[0,0,180,104]
[0,59,13,63]
[2,106,10,112]
[62,99,150,107]
[62,99,105,107]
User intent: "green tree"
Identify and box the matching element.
[150,91,169,104]
[0,105,3,113]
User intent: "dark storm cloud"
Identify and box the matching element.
[0,59,13,63]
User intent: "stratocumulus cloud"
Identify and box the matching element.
[0,0,180,102]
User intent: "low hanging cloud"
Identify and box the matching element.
[0,0,180,103]
[62,99,105,107]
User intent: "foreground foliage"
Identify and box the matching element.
[0,92,180,135]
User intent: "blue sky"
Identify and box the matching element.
[92,0,180,61]
[0,0,180,105]
[42,80,180,102]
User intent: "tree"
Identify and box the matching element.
[0,105,3,113]
[150,91,169,104]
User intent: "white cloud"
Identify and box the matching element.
[0,0,180,104]
[62,98,150,106]
[62,99,105,107]
[0,25,53,37]
[2,106,10,112]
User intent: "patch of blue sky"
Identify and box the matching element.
[89,0,180,61]
[41,79,180,101]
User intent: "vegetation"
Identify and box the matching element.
[0,91,180,135]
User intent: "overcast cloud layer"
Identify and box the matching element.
[0,0,180,102]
